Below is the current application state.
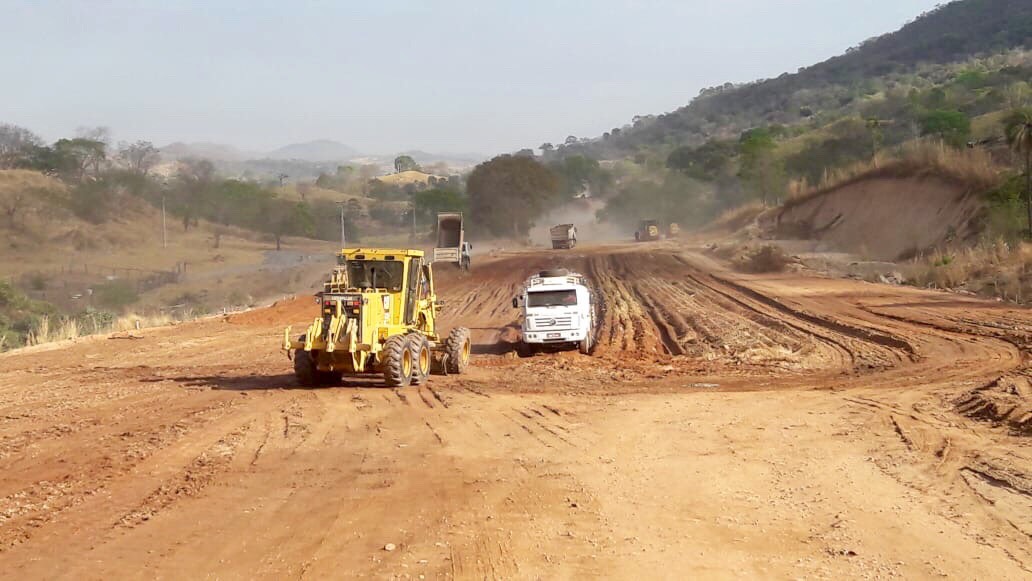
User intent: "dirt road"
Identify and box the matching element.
[1,243,1029,579]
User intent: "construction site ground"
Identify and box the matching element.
[0,242,1030,579]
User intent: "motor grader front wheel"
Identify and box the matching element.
[409,333,431,385]
[382,334,413,387]
[444,327,471,374]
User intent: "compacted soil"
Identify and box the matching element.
[0,242,1029,579]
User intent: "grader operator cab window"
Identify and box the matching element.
[527,290,577,307]
[346,260,404,291]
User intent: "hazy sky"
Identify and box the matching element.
[3,0,943,155]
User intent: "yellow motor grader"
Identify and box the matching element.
[283,248,471,387]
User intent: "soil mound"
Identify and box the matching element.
[767,176,983,260]
[226,296,314,327]
[955,375,1032,436]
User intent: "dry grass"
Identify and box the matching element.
[375,170,445,186]
[26,316,80,346]
[784,140,1002,210]
[113,312,174,332]
[21,311,179,350]
[906,239,1032,303]
[706,202,768,232]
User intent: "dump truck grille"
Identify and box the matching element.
[528,316,575,330]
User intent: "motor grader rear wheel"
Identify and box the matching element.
[409,333,431,385]
[444,327,471,374]
[294,335,341,387]
[382,335,413,387]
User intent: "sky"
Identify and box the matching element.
[2,0,945,155]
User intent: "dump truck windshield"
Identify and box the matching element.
[347,260,405,291]
[527,289,577,307]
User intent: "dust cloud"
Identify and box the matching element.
[528,198,628,247]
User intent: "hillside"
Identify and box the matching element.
[568,0,1032,158]
[266,140,359,161]
[0,169,347,350]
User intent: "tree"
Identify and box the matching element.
[466,155,560,237]
[174,158,216,231]
[738,128,784,206]
[550,155,601,197]
[262,200,314,251]
[667,139,737,181]
[118,141,161,175]
[413,188,466,223]
[76,126,111,145]
[514,148,535,157]
[1004,108,1032,237]
[52,138,106,182]
[564,135,578,145]
[539,143,554,154]
[394,155,419,173]
[919,110,970,147]
[0,123,43,169]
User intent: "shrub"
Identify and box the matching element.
[94,280,139,309]
[734,244,793,273]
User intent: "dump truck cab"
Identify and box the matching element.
[283,248,471,387]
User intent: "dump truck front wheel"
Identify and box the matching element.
[578,333,593,355]
[382,335,413,387]
[444,327,471,374]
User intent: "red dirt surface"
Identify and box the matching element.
[0,242,1029,579]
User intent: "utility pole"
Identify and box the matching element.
[411,201,416,240]
[337,201,347,248]
[161,192,168,249]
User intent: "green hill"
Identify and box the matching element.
[568,0,1032,158]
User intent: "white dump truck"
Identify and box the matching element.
[549,224,577,249]
[512,269,595,355]
[434,212,472,270]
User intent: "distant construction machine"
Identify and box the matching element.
[434,212,472,270]
[635,219,661,242]
[549,223,578,249]
[283,248,471,387]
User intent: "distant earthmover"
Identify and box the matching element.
[549,223,578,249]
[283,248,471,387]
[635,219,661,242]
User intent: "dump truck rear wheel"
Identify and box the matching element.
[444,327,471,374]
[409,333,431,385]
[382,335,413,387]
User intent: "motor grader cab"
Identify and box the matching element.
[283,248,471,387]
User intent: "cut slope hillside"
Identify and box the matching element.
[768,175,983,260]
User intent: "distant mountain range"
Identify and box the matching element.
[265,139,359,161]
[159,140,483,167]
